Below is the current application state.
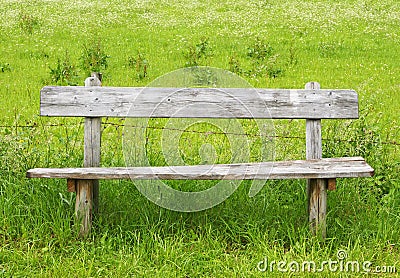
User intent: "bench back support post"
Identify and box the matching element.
[76,73,102,236]
[305,82,328,239]
[84,116,101,208]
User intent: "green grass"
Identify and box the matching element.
[1,0,400,276]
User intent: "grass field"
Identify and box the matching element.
[0,0,400,276]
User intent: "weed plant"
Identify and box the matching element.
[80,39,110,77]
[183,37,212,67]
[18,12,40,34]
[49,51,80,86]
[0,62,11,72]
[127,51,148,81]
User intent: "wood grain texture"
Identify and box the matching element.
[75,74,102,236]
[84,117,101,167]
[308,178,327,238]
[327,178,337,190]
[305,81,327,238]
[67,179,76,192]
[306,120,322,160]
[75,179,93,237]
[40,86,359,119]
[83,75,102,215]
[27,157,374,180]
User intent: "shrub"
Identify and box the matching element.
[247,38,274,60]
[228,55,243,75]
[80,39,110,77]
[49,51,80,85]
[183,37,212,67]
[245,38,284,79]
[323,102,399,195]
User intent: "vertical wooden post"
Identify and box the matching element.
[75,179,94,235]
[75,73,102,236]
[305,81,328,239]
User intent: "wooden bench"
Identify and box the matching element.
[26,77,374,238]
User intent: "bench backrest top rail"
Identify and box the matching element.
[40,86,359,119]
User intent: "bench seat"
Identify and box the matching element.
[27,157,373,180]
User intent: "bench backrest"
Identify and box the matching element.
[40,86,359,119]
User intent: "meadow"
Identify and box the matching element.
[0,0,399,276]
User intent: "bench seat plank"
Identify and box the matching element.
[27,157,373,180]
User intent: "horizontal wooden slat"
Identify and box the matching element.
[40,86,359,119]
[27,157,373,180]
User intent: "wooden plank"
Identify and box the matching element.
[26,157,374,180]
[305,81,327,239]
[40,86,359,119]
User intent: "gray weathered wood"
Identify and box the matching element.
[85,73,102,213]
[305,81,327,238]
[40,86,359,119]
[76,73,102,236]
[26,157,374,180]
[306,120,322,160]
[84,73,102,86]
[84,117,101,167]
[84,116,101,214]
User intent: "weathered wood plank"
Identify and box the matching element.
[40,86,359,119]
[305,81,327,239]
[26,157,374,180]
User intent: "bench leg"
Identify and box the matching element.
[307,178,328,238]
[75,179,94,237]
